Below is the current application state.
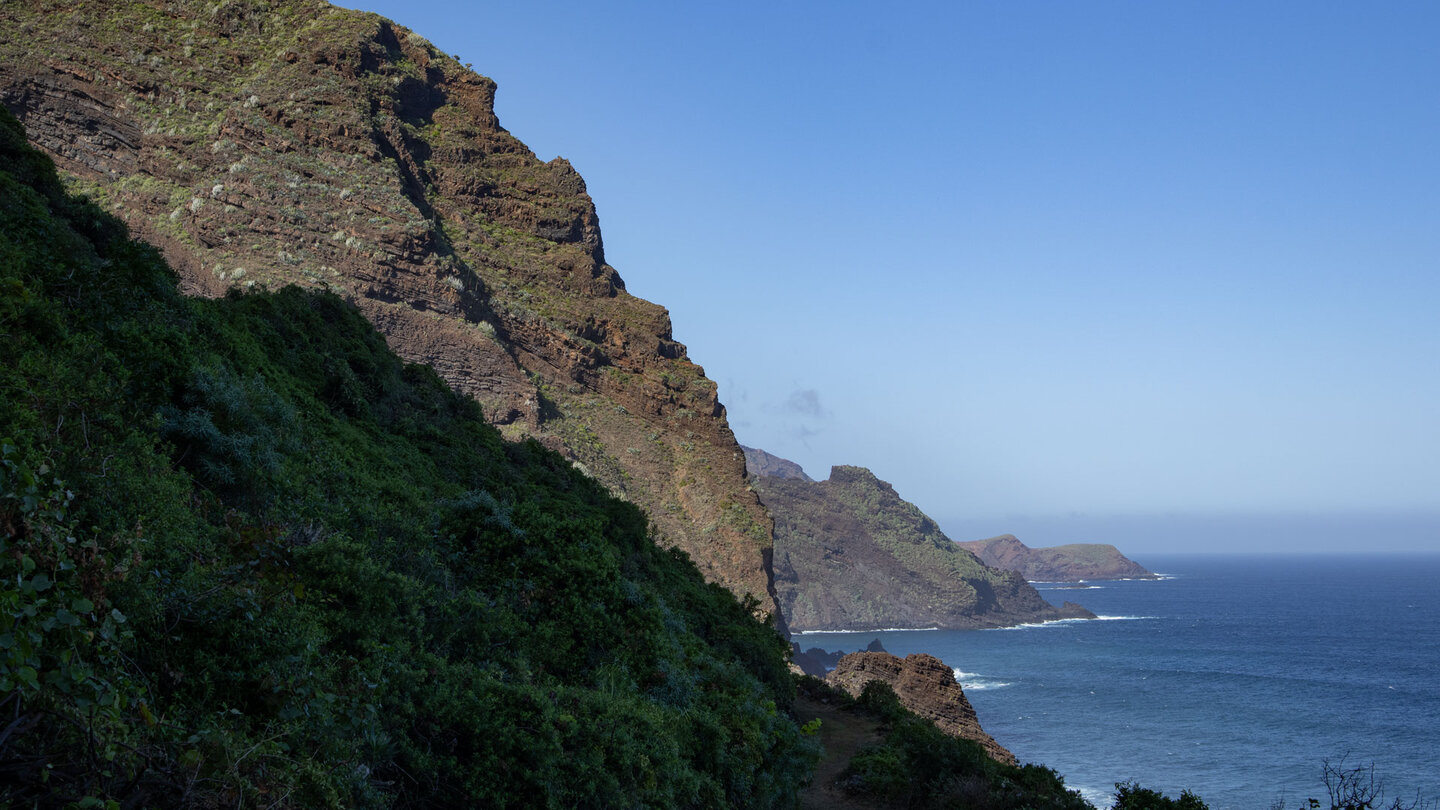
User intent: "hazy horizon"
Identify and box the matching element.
[341,1,1440,553]
[936,510,1440,556]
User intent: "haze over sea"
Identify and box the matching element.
[799,553,1440,810]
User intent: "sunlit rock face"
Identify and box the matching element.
[0,0,779,620]
[826,651,1018,766]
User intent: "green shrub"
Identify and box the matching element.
[833,680,1089,810]
[1111,781,1209,810]
[0,106,815,809]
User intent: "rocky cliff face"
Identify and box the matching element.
[742,445,813,482]
[826,652,1017,766]
[958,535,1157,582]
[0,0,778,618]
[754,458,1093,631]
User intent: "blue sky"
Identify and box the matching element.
[341,2,1440,552]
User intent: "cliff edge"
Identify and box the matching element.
[0,0,778,617]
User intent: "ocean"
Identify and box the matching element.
[795,554,1440,810]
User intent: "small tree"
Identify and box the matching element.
[1305,758,1434,810]
[1112,780,1209,810]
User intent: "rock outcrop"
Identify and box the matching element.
[958,534,1158,582]
[791,637,886,678]
[826,652,1017,766]
[754,458,1094,631]
[0,0,778,618]
[742,445,814,482]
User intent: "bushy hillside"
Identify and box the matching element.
[0,0,779,619]
[0,108,814,808]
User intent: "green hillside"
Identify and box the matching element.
[0,108,813,808]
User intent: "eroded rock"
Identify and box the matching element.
[826,651,1017,766]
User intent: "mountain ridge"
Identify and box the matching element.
[958,534,1158,582]
[0,0,778,618]
[748,453,1093,632]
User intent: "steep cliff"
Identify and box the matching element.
[0,0,777,616]
[0,112,814,805]
[753,459,1093,631]
[826,652,1017,766]
[958,534,1158,582]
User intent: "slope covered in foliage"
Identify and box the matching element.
[0,0,779,620]
[0,108,813,808]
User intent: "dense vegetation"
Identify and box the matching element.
[0,108,815,808]
[796,676,1091,810]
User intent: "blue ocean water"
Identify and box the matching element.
[797,554,1440,810]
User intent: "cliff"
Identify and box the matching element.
[753,458,1093,631]
[826,652,1017,766]
[0,112,812,805]
[0,0,777,618]
[743,444,814,482]
[958,534,1158,581]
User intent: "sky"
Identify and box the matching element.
[339,2,1440,552]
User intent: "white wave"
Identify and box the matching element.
[1073,784,1114,808]
[1030,574,1177,583]
[792,626,940,636]
[989,617,1092,630]
[951,669,1012,690]
[962,680,1012,690]
[988,615,1154,631]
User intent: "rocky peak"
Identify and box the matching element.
[0,0,778,619]
[826,651,1017,766]
[755,457,1094,632]
[826,464,887,489]
[741,445,813,482]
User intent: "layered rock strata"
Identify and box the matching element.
[826,651,1017,766]
[0,0,778,617]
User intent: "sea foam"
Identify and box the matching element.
[952,669,1012,690]
[988,615,1154,631]
[792,626,939,636]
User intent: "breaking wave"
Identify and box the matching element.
[952,669,1013,690]
[990,615,1155,631]
[792,626,939,636]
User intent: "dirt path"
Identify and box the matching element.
[794,693,885,810]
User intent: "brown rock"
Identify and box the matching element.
[757,461,1095,632]
[826,651,1017,766]
[0,0,779,621]
[958,534,1158,582]
[742,445,814,482]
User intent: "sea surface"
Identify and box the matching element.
[796,554,1440,810]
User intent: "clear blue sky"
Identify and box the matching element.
[340,1,1440,552]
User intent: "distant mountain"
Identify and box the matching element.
[749,455,1092,632]
[957,534,1158,582]
[742,445,814,482]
